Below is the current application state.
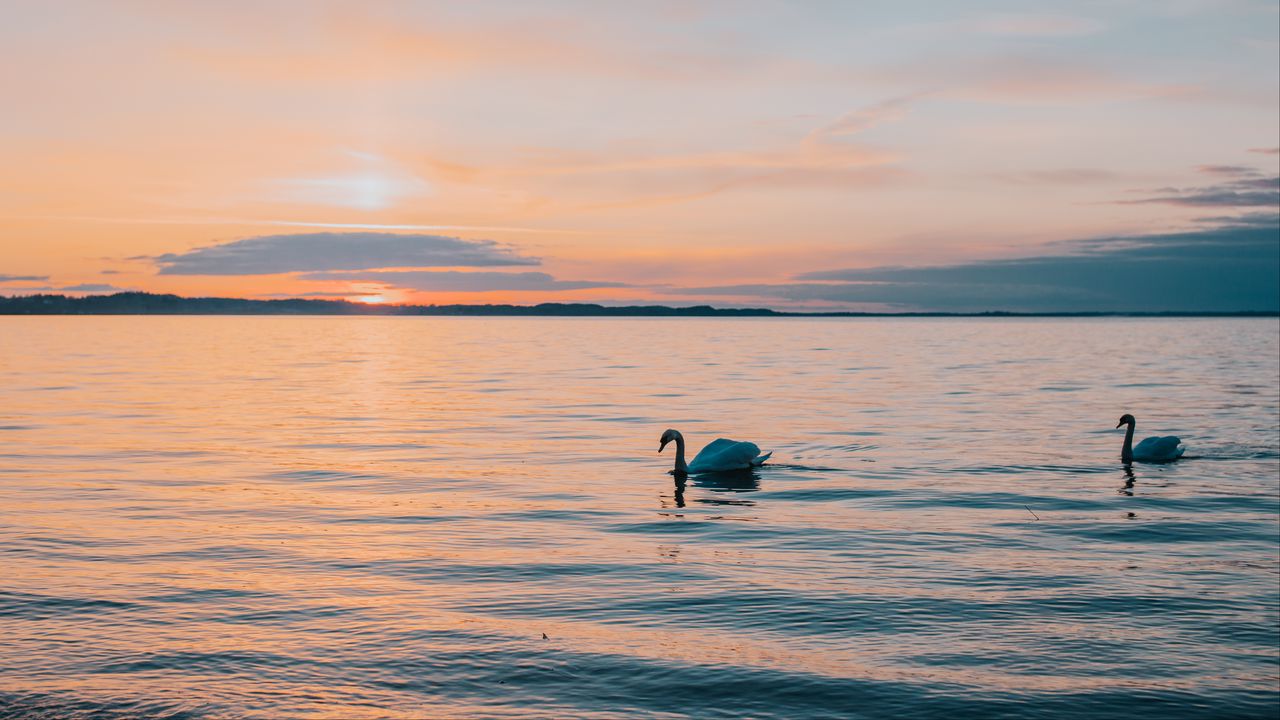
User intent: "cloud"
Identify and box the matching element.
[299,270,628,292]
[0,274,48,282]
[152,232,539,275]
[3,283,125,295]
[808,95,918,142]
[59,283,123,292]
[1192,211,1280,227]
[1119,175,1279,207]
[961,62,1196,104]
[1249,147,1280,155]
[994,168,1119,185]
[660,223,1279,312]
[414,98,909,212]
[1196,165,1261,177]
[876,53,1197,106]
[175,4,763,87]
[970,13,1105,37]
[255,291,363,299]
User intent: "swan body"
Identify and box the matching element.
[659,429,771,474]
[1116,414,1185,463]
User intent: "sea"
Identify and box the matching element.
[1,316,1277,719]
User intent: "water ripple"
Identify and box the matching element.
[0,316,1275,719]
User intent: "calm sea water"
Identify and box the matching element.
[1,317,1277,719]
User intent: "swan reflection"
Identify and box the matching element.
[671,475,686,508]
[690,468,761,492]
[1118,465,1136,496]
[667,469,761,509]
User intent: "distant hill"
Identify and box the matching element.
[0,292,1275,317]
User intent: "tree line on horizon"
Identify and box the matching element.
[0,291,779,316]
[0,291,1273,317]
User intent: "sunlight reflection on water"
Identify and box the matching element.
[0,317,1277,719]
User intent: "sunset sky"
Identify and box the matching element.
[2,0,1277,311]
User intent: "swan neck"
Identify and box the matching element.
[1121,421,1135,463]
[673,433,688,474]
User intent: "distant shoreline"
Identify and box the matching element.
[0,292,1276,317]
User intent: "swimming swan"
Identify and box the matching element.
[659,429,771,475]
[1116,414,1185,463]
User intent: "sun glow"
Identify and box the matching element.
[355,295,387,304]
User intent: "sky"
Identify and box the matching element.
[1,0,1277,311]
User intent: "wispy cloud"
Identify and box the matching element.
[993,168,1120,185]
[1196,164,1261,177]
[0,274,49,282]
[254,291,365,299]
[806,95,919,143]
[59,283,123,292]
[1191,211,1280,227]
[423,98,912,211]
[1119,175,1279,207]
[299,270,627,292]
[2,282,125,295]
[1249,147,1280,155]
[152,232,539,275]
[969,13,1105,37]
[963,61,1197,104]
[874,53,1198,106]
[175,4,764,86]
[13,215,574,234]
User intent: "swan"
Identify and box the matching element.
[1116,414,1185,463]
[659,429,771,475]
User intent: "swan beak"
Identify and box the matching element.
[1115,420,1124,428]
[659,439,670,453]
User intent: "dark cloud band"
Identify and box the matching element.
[664,223,1280,312]
[152,232,539,275]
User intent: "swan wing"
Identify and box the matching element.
[1134,435,1184,461]
[688,439,766,473]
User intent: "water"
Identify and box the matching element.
[1,317,1276,719]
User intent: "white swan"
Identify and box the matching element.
[1116,414,1185,463]
[659,429,771,475]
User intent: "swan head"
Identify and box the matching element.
[1116,413,1136,428]
[659,428,680,453]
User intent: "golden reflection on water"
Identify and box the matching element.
[1,316,1277,718]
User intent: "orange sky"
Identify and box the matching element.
[1,2,1277,310]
